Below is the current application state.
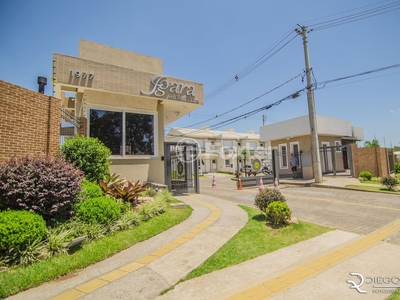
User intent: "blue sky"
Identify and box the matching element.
[1,0,399,147]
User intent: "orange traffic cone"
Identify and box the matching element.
[237,178,243,190]
[274,177,280,191]
[212,176,217,188]
[258,177,264,192]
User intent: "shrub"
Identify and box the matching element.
[0,210,47,252]
[380,175,398,191]
[154,189,174,202]
[80,180,103,200]
[45,226,74,256]
[140,186,158,197]
[396,162,400,174]
[99,173,148,206]
[7,238,48,266]
[358,171,372,181]
[254,188,286,213]
[0,155,83,223]
[114,209,141,230]
[76,196,121,224]
[138,198,167,221]
[265,202,292,227]
[61,136,111,183]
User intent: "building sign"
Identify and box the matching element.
[141,76,199,104]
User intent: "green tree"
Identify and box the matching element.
[240,149,251,175]
[364,138,380,148]
[61,136,111,182]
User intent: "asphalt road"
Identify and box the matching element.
[200,174,400,238]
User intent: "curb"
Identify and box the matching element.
[280,181,400,195]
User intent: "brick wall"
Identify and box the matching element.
[0,80,61,162]
[351,144,391,177]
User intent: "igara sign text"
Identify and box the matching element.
[141,76,199,104]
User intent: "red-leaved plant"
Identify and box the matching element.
[0,155,84,224]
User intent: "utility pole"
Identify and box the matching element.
[262,114,266,126]
[295,25,323,183]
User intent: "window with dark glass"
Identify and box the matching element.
[89,109,155,156]
[126,112,154,155]
[90,109,122,155]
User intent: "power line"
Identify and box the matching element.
[315,63,400,89]
[169,63,400,138]
[204,29,299,101]
[300,0,395,24]
[186,72,303,128]
[306,1,400,31]
[169,88,306,138]
[314,71,400,90]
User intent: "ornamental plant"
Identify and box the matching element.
[79,180,103,200]
[0,210,47,252]
[380,175,398,191]
[254,188,286,213]
[61,135,111,182]
[358,171,372,181]
[76,196,121,224]
[99,173,148,206]
[265,202,292,227]
[0,155,83,223]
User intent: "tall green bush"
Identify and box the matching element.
[61,136,111,182]
[254,188,286,213]
[76,196,121,224]
[0,155,83,223]
[0,210,47,251]
[79,180,103,200]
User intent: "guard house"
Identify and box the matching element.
[260,115,364,179]
[53,40,204,185]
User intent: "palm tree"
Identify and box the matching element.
[364,138,380,148]
[240,148,250,176]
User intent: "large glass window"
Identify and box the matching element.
[90,109,122,155]
[126,112,154,155]
[89,109,155,156]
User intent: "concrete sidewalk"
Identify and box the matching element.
[161,174,400,299]
[7,175,400,300]
[7,195,247,300]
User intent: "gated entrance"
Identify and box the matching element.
[164,142,200,193]
[319,144,353,176]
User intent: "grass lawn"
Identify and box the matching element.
[387,288,400,300]
[0,201,192,299]
[345,185,400,194]
[178,205,332,284]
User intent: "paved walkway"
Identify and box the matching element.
[6,175,400,300]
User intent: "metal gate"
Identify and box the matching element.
[319,144,353,176]
[164,142,200,193]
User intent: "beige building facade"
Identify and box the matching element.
[53,40,204,183]
[260,115,364,179]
